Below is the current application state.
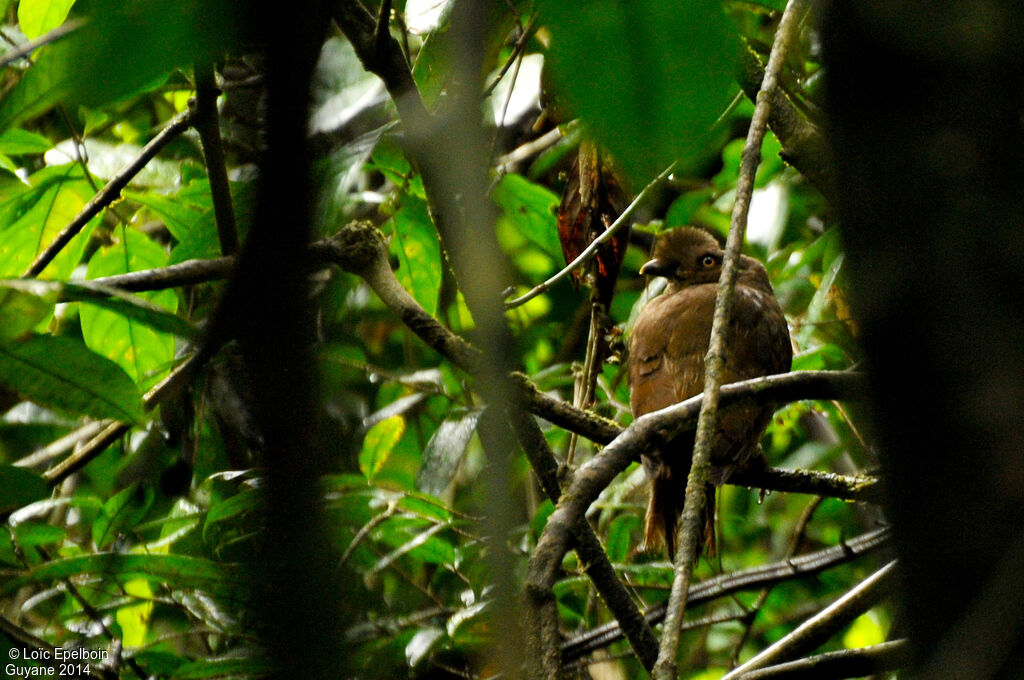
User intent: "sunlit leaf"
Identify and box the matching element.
[0,166,97,279]
[17,0,76,39]
[388,195,441,315]
[405,627,444,668]
[0,0,238,132]
[360,415,405,481]
[0,279,196,339]
[117,577,155,648]
[0,334,144,423]
[491,173,562,260]
[842,610,886,649]
[81,228,177,390]
[0,128,52,155]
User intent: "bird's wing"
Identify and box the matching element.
[629,286,717,417]
[727,281,793,380]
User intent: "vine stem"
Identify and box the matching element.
[652,0,811,677]
[503,161,675,310]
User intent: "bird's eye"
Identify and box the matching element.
[700,255,717,268]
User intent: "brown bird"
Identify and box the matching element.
[628,227,792,559]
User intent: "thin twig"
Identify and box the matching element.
[560,527,892,662]
[722,560,897,679]
[21,109,196,278]
[731,496,825,666]
[504,162,674,309]
[0,19,85,69]
[732,640,907,680]
[193,62,239,255]
[653,1,811,677]
[483,15,537,98]
[42,354,201,485]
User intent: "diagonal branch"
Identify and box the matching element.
[561,527,892,663]
[21,109,196,278]
[504,162,675,310]
[653,1,812,676]
[730,639,908,680]
[193,62,239,256]
[722,560,898,679]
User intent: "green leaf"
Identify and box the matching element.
[0,128,53,156]
[842,610,886,648]
[372,518,456,568]
[491,174,562,260]
[0,281,56,342]
[388,196,441,315]
[360,415,405,481]
[798,253,844,346]
[0,166,97,279]
[539,0,736,184]
[11,521,66,547]
[93,483,155,548]
[0,279,197,339]
[0,553,247,597]
[81,229,177,390]
[0,334,144,423]
[416,411,480,496]
[126,179,255,263]
[0,0,238,132]
[203,488,262,542]
[170,655,273,680]
[0,465,48,514]
[17,0,77,39]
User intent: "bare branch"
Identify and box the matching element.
[504,162,674,310]
[194,62,239,255]
[723,560,898,678]
[654,1,812,676]
[21,109,196,278]
[562,527,892,663]
[0,19,85,69]
[731,640,908,680]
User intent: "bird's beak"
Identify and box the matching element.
[640,258,673,277]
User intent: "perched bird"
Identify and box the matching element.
[628,227,792,559]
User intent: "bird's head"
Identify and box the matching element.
[641,227,771,293]
[640,227,728,287]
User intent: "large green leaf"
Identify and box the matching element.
[539,0,737,184]
[127,179,255,263]
[0,165,97,279]
[81,228,177,390]
[0,128,53,155]
[360,416,405,482]
[0,465,49,514]
[0,279,197,340]
[0,553,247,597]
[17,0,77,38]
[491,174,562,260]
[388,195,442,316]
[0,0,238,132]
[93,483,155,549]
[0,334,144,423]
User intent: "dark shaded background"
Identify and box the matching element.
[823,2,1024,676]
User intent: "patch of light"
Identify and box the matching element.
[746,180,789,249]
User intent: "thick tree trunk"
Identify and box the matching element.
[823,3,1024,677]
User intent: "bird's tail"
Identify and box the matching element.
[643,467,716,561]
